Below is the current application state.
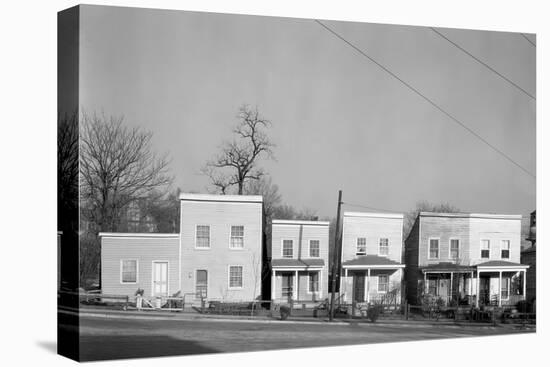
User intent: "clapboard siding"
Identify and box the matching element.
[418,216,470,266]
[101,236,179,298]
[342,213,403,263]
[180,199,263,302]
[469,217,521,265]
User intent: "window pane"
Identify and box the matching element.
[378,275,389,292]
[481,240,490,258]
[501,240,510,259]
[122,260,137,283]
[229,266,243,288]
[450,239,459,259]
[196,225,210,248]
[310,240,320,257]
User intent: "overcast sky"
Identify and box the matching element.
[79,5,535,220]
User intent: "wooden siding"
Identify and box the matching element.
[180,200,263,302]
[271,222,329,301]
[469,216,521,265]
[418,216,470,266]
[341,269,402,303]
[521,249,536,303]
[341,214,403,264]
[404,217,420,304]
[101,236,179,298]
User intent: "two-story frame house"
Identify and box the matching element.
[404,212,528,307]
[100,193,263,304]
[340,212,405,304]
[270,219,329,304]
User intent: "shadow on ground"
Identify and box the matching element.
[79,335,219,361]
[36,341,57,354]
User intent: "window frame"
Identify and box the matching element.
[307,271,320,293]
[480,239,490,259]
[500,240,510,259]
[449,238,460,260]
[229,225,245,250]
[195,224,211,249]
[309,239,320,258]
[378,237,389,257]
[377,274,389,293]
[120,259,138,284]
[356,237,367,256]
[228,265,244,289]
[428,238,440,259]
[281,239,294,258]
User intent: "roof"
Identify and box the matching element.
[98,233,179,239]
[419,212,522,220]
[272,219,330,226]
[343,211,403,219]
[271,258,325,268]
[342,255,404,268]
[476,260,529,269]
[179,193,263,203]
[421,262,475,272]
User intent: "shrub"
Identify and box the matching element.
[135,288,145,296]
[367,305,382,323]
[280,305,291,320]
[516,300,532,313]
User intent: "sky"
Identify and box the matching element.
[79,5,536,220]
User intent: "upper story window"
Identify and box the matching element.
[356,238,367,255]
[230,225,244,249]
[429,239,439,259]
[450,239,460,260]
[121,259,137,283]
[282,240,293,258]
[501,240,510,259]
[480,240,490,259]
[196,225,210,248]
[309,240,320,257]
[379,238,389,256]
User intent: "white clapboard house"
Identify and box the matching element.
[100,193,263,304]
[270,219,330,304]
[340,212,405,305]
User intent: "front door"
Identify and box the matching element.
[281,273,293,302]
[353,274,365,303]
[152,261,168,297]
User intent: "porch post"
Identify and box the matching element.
[523,269,527,299]
[424,272,427,295]
[498,271,502,307]
[366,268,371,303]
[343,268,348,302]
[271,271,276,301]
[476,271,480,307]
[470,271,473,296]
[294,270,298,301]
[450,272,454,301]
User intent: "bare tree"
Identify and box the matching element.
[203,105,275,195]
[80,112,173,233]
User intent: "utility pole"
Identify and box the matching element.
[329,190,343,321]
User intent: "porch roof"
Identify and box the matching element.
[476,260,529,270]
[342,255,404,269]
[271,258,325,269]
[421,262,475,273]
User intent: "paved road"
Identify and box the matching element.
[74,315,533,361]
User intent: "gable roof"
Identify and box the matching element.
[476,260,528,269]
[342,255,403,267]
[271,258,325,268]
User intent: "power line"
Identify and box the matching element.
[521,33,536,47]
[430,27,535,100]
[314,19,536,179]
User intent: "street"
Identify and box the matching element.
[74,314,534,361]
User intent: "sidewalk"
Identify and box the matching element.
[63,306,535,330]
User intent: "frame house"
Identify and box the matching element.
[404,212,528,308]
[100,193,263,305]
[270,219,329,305]
[340,212,405,305]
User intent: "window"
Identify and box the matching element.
[501,277,510,299]
[309,240,320,257]
[501,240,510,259]
[282,240,293,258]
[229,266,243,288]
[230,225,244,249]
[450,239,460,259]
[480,240,490,259]
[429,239,439,259]
[195,270,208,298]
[428,278,437,296]
[378,275,389,293]
[356,238,366,255]
[121,260,137,283]
[379,238,389,256]
[309,272,319,293]
[196,225,210,248]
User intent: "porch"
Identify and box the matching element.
[271,258,325,305]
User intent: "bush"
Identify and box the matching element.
[280,305,291,320]
[516,300,532,313]
[367,305,382,323]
